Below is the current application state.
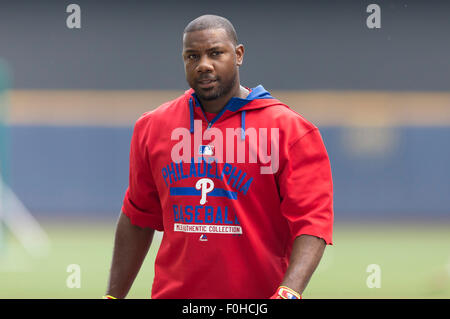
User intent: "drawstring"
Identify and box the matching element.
[241,110,246,141]
[189,98,194,133]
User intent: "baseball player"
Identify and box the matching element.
[105,14,333,299]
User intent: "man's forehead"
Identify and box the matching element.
[183,28,233,50]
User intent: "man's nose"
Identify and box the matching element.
[196,55,214,73]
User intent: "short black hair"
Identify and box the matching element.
[183,14,238,46]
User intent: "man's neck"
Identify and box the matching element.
[199,85,250,114]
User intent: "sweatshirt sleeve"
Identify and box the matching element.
[122,114,164,231]
[277,128,334,245]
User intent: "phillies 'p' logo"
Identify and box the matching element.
[195,178,214,205]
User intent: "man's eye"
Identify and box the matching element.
[187,54,198,60]
[212,51,222,56]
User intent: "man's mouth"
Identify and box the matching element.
[197,79,217,88]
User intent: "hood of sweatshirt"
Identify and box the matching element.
[184,85,284,140]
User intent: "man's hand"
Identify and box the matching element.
[270,286,302,299]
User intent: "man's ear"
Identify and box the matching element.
[236,44,244,66]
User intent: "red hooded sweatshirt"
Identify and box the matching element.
[122,85,333,299]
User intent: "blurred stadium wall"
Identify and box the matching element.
[1,0,449,222]
[6,90,450,221]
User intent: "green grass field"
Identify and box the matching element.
[0,221,449,299]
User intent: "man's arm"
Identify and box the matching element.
[105,211,155,299]
[280,234,326,296]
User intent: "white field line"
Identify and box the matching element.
[0,177,51,257]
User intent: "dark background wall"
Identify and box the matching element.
[0,0,449,91]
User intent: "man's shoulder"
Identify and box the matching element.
[261,101,318,134]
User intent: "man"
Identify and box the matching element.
[105,14,333,299]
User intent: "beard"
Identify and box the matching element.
[193,74,237,101]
